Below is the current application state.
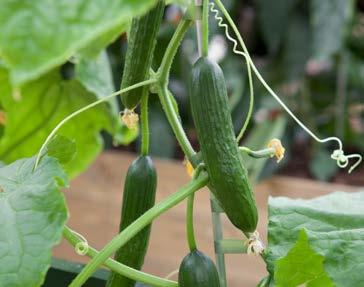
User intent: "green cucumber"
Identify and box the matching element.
[189,57,258,233]
[121,1,165,110]
[107,156,157,287]
[178,250,220,287]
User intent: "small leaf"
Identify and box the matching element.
[46,135,77,165]
[311,0,355,60]
[274,229,333,287]
[256,0,300,54]
[113,123,139,146]
[266,191,364,286]
[0,155,68,287]
[75,50,115,100]
[309,148,338,181]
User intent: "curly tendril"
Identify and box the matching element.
[210,0,362,173]
[71,230,89,256]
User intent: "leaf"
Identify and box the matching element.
[75,50,115,100]
[0,0,159,85]
[0,155,68,287]
[113,123,139,146]
[311,0,355,60]
[282,12,310,81]
[256,0,300,54]
[46,135,77,165]
[266,191,364,287]
[309,148,338,181]
[274,229,333,287]
[0,69,112,178]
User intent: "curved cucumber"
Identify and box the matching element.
[121,0,165,110]
[189,57,258,233]
[178,250,220,287]
[107,156,157,287]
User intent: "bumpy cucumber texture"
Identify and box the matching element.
[107,156,157,287]
[189,57,258,233]
[121,0,165,110]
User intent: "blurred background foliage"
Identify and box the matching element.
[108,0,364,183]
[1,0,363,183]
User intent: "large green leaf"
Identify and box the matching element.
[0,0,159,85]
[274,229,333,287]
[266,191,364,286]
[0,155,68,287]
[0,69,112,177]
[311,0,355,60]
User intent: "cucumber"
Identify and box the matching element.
[189,57,258,233]
[121,1,165,110]
[178,250,220,287]
[107,156,157,287]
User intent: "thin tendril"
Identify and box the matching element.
[209,2,254,142]
[33,79,157,170]
[212,0,362,173]
[70,229,89,256]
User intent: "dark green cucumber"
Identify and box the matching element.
[106,156,157,287]
[121,1,165,110]
[178,250,220,287]
[189,57,258,233]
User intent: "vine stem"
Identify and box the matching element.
[69,174,209,287]
[158,86,195,161]
[140,91,150,156]
[202,0,209,57]
[63,226,178,287]
[33,78,157,170]
[158,19,192,85]
[156,17,196,161]
[186,193,197,251]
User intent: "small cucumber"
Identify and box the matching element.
[107,156,157,287]
[121,1,165,110]
[178,250,221,287]
[189,57,258,233]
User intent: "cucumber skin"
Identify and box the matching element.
[121,0,165,110]
[107,156,157,287]
[178,250,220,287]
[189,57,258,233]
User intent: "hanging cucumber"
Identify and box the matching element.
[189,57,258,233]
[107,156,157,287]
[121,0,165,110]
[178,250,221,287]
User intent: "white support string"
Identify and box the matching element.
[210,1,362,173]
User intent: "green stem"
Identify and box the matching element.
[202,0,209,57]
[239,146,275,159]
[140,91,150,156]
[34,78,157,170]
[186,194,197,251]
[69,174,209,287]
[158,86,195,161]
[63,226,177,287]
[158,19,192,85]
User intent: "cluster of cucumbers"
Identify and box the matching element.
[108,1,258,286]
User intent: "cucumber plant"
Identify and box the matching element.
[0,1,363,287]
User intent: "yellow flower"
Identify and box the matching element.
[183,158,194,178]
[268,138,285,163]
[121,109,139,129]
